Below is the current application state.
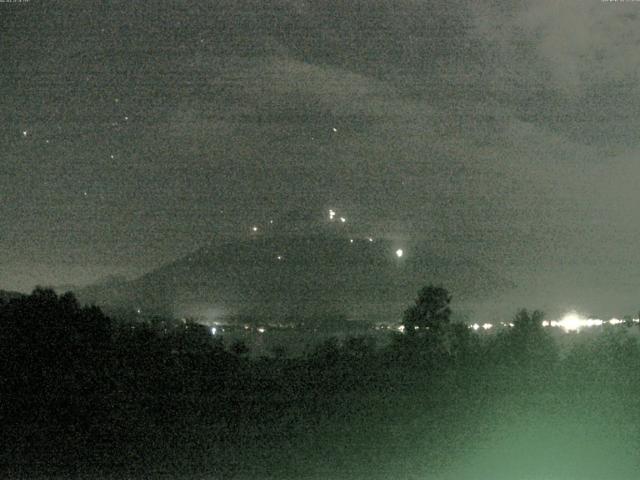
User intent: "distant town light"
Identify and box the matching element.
[395,248,403,258]
[350,239,354,244]
[482,323,493,330]
[251,226,258,232]
[368,237,373,242]
[340,217,346,223]
[211,327,217,335]
[277,255,283,260]
[257,327,265,333]
[329,209,336,220]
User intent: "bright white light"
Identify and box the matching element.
[350,239,354,243]
[609,318,622,325]
[276,255,283,260]
[329,209,336,220]
[340,217,346,223]
[22,130,28,137]
[558,312,590,332]
[551,312,605,332]
[397,325,405,332]
[332,127,337,132]
[251,226,258,232]
[471,323,480,331]
[211,327,217,335]
[368,237,373,242]
[257,327,265,333]
[559,312,582,331]
[482,323,493,330]
[395,248,403,258]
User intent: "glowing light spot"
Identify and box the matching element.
[482,323,493,330]
[329,209,336,220]
[395,248,404,258]
[257,327,265,333]
[276,255,283,260]
[397,325,405,332]
[471,323,480,331]
[110,154,115,159]
[558,312,588,332]
[332,127,337,132]
[251,226,258,232]
[124,116,129,121]
[22,130,28,137]
[368,237,373,242]
[340,217,346,223]
[350,239,354,244]
[210,327,217,335]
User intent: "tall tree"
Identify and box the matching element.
[403,285,452,334]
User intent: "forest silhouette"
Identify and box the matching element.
[1,287,640,479]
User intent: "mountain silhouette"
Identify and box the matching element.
[75,232,514,324]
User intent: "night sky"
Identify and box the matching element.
[2,1,640,317]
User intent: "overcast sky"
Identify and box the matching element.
[2,0,640,316]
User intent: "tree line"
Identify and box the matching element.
[1,286,639,478]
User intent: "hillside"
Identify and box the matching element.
[76,233,515,324]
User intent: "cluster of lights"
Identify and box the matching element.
[466,312,638,333]
[393,315,638,335]
[328,208,347,223]
[543,312,635,332]
[246,208,406,262]
[470,323,494,331]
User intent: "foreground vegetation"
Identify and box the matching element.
[1,288,640,479]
